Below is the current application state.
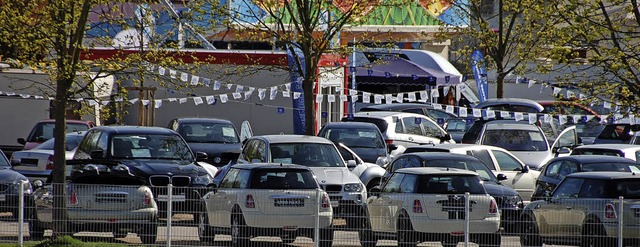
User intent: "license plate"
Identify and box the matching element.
[157,194,186,202]
[274,198,304,207]
[0,195,5,202]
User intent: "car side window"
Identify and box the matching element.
[395,120,404,134]
[469,150,496,170]
[76,130,101,159]
[255,141,266,162]
[552,177,583,198]
[399,174,417,193]
[97,132,108,152]
[558,161,578,179]
[579,179,606,198]
[402,117,423,135]
[545,160,564,177]
[492,150,522,171]
[555,128,577,148]
[242,140,258,162]
[420,117,444,137]
[391,156,421,172]
[337,145,355,161]
[382,173,404,193]
[220,168,240,188]
[234,170,251,189]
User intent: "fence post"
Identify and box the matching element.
[464,192,469,247]
[167,183,173,247]
[618,196,623,247]
[314,189,320,247]
[18,181,24,247]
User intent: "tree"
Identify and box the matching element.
[442,0,559,98]
[545,0,640,115]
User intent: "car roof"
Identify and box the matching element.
[405,143,507,152]
[474,98,544,112]
[353,111,433,119]
[321,121,379,129]
[229,163,312,171]
[574,144,640,151]
[92,125,178,135]
[566,171,640,180]
[395,167,479,176]
[398,152,482,161]
[547,155,637,164]
[252,135,334,144]
[172,117,234,124]
[483,121,540,131]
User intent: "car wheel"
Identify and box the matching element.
[358,210,377,247]
[520,214,542,247]
[581,220,613,247]
[231,212,250,247]
[479,233,501,247]
[28,219,45,240]
[318,228,334,247]
[139,221,157,245]
[366,178,381,193]
[396,213,417,247]
[197,212,215,243]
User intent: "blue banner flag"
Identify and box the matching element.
[471,50,489,102]
[287,44,306,134]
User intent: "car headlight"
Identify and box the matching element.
[344,183,363,192]
[11,180,32,194]
[193,174,214,186]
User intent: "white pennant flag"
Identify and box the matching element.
[315,94,323,103]
[445,105,454,114]
[544,114,551,123]
[101,100,109,105]
[282,91,290,98]
[385,94,393,104]
[213,81,221,90]
[168,98,177,102]
[340,95,348,102]
[233,92,242,99]
[553,87,561,95]
[203,78,211,86]
[328,95,336,102]
[579,93,586,100]
[34,95,44,99]
[141,100,150,106]
[170,70,177,79]
[180,72,189,82]
[206,96,216,104]
[6,92,15,96]
[258,88,266,100]
[486,110,496,119]
[500,111,510,118]
[350,95,358,102]
[193,97,203,105]
[603,101,611,109]
[572,115,581,124]
[115,96,123,102]
[443,87,450,96]
[559,115,567,125]
[220,94,229,103]
[431,89,440,98]
[515,112,524,121]
[293,92,301,99]
[408,92,416,102]
[270,86,278,100]
[349,89,358,96]
[19,94,30,98]
[419,91,428,102]
[396,93,404,103]
[473,108,482,118]
[528,114,537,124]
[155,100,162,108]
[362,92,371,103]
[528,79,536,88]
[458,107,467,117]
[284,84,291,93]
[158,66,165,75]
[374,95,383,104]
[236,85,244,93]
[567,90,575,99]
[179,98,187,104]
[190,76,199,86]
[130,98,139,104]
[75,98,83,102]
[88,100,96,106]
[226,84,233,90]
[433,104,442,110]
[244,91,252,100]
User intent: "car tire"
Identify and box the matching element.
[581,219,613,247]
[318,228,334,247]
[479,233,501,247]
[520,214,542,247]
[139,221,157,245]
[396,213,417,247]
[358,210,377,247]
[231,211,250,247]
[197,212,215,243]
[28,219,45,240]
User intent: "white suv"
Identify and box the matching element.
[237,135,367,228]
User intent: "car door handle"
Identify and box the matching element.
[565,206,573,210]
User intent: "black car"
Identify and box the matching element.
[0,150,37,237]
[317,121,390,165]
[443,117,475,143]
[72,126,214,220]
[168,117,242,167]
[386,152,523,234]
[358,103,456,126]
[532,155,640,201]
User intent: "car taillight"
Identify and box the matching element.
[385,139,393,145]
[413,199,423,213]
[143,191,151,206]
[321,193,331,208]
[69,189,78,205]
[245,194,255,208]
[605,203,617,219]
[46,155,54,170]
[489,198,498,214]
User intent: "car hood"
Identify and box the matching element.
[13,149,76,160]
[308,167,361,185]
[0,167,28,182]
[349,147,387,163]
[509,151,551,170]
[118,159,208,177]
[483,181,519,197]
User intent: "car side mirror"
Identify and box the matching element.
[375,157,388,167]
[496,173,508,181]
[369,186,381,197]
[387,143,398,152]
[520,165,529,173]
[439,134,452,143]
[555,147,571,155]
[89,150,104,159]
[195,151,208,162]
[347,160,357,169]
[17,138,26,145]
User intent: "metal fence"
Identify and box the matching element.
[1,182,638,247]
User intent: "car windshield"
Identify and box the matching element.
[250,170,318,189]
[423,159,498,182]
[581,162,640,173]
[27,122,90,142]
[110,134,193,161]
[445,118,473,133]
[614,180,640,199]
[417,175,486,194]
[36,133,85,151]
[482,129,548,151]
[0,152,10,167]
[323,128,385,148]
[270,143,345,167]
[179,123,239,144]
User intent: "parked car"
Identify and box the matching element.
[342,111,453,157]
[317,121,391,166]
[520,172,640,247]
[167,117,242,167]
[199,163,333,246]
[11,131,86,182]
[0,150,36,237]
[538,100,601,118]
[31,162,158,243]
[443,117,475,143]
[18,119,95,150]
[531,155,640,201]
[571,144,640,161]
[593,120,640,144]
[403,143,540,203]
[72,126,214,221]
[474,98,544,114]
[237,134,367,228]
[358,103,457,126]
[336,143,387,192]
[386,152,523,233]
[359,167,501,247]
[461,119,580,170]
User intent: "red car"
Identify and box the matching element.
[17,119,95,150]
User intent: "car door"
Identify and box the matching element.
[490,149,537,202]
[208,168,240,227]
[367,172,404,233]
[551,126,579,157]
[537,177,584,237]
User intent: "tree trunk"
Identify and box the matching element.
[303,76,316,135]
[496,72,506,98]
[51,78,71,238]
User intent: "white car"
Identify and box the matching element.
[359,167,501,247]
[571,143,640,161]
[199,163,333,246]
[404,143,540,203]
